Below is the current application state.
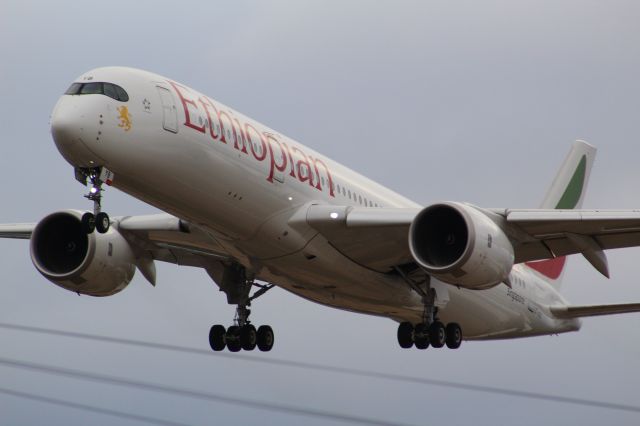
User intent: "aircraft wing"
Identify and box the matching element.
[0,224,35,239]
[494,209,640,264]
[300,204,640,274]
[0,214,231,270]
[549,303,640,318]
[300,205,418,272]
[116,214,231,268]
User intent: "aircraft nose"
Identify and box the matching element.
[50,96,104,168]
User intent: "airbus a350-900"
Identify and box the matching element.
[2,67,639,352]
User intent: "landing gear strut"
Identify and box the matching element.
[77,167,112,234]
[208,263,275,353]
[394,268,463,350]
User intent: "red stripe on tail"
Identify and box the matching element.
[525,257,566,280]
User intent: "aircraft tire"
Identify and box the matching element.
[397,322,414,348]
[95,212,110,233]
[209,324,226,351]
[240,324,257,351]
[81,212,95,234]
[226,326,242,352]
[445,323,462,349]
[413,323,429,349]
[257,325,274,352]
[429,321,446,348]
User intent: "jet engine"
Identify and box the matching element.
[30,210,136,296]
[409,202,514,290]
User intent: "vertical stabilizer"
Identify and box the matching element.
[539,140,596,210]
[525,140,597,287]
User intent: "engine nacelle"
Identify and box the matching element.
[30,210,136,296]
[409,202,514,290]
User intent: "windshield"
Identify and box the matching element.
[65,82,129,102]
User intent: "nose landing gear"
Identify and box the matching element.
[77,167,113,234]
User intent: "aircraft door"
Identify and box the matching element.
[156,85,178,133]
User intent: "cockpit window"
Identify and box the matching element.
[64,82,129,102]
[65,83,82,95]
[114,85,129,102]
[102,83,117,99]
[80,82,103,95]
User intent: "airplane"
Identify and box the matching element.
[2,66,640,353]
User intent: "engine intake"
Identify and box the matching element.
[409,202,514,289]
[30,210,136,296]
[32,212,90,275]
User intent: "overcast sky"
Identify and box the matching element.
[1,1,640,425]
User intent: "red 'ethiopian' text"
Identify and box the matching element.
[169,81,335,197]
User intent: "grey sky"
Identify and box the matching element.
[1,1,640,424]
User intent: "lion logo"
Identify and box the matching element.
[117,106,132,131]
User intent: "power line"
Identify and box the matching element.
[0,356,416,426]
[1,322,639,414]
[0,386,191,426]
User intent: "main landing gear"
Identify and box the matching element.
[208,263,275,353]
[397,319,462,350]
[77,167,112,234]
[394,267,463,350]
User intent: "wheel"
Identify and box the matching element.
[257,325,274,352]
[397,322,414,348]
[445,323,463,349]
[81,212,95,234]
[428,321,446,348]
[240,324,257,351]
[209,324,226,351]
[226,325,241,352]
[413,323,430,349]
[95,212,110,233]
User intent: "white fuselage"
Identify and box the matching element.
[50,67,581,340]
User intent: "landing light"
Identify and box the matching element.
[330,212,339,219]
[288,196,293,201]
[90,187,98,194]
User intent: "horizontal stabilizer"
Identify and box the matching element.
[550,303,640,319]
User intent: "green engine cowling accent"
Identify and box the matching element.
[555,155,586,209]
